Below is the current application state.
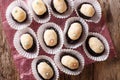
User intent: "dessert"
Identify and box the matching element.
[43,27,59,48]
[54,49,85,75]
[86,36,105,56]
[12,6,27,23]
[37,22,63,54]
[32,0,48,18]
[32,56,59,80]
[51,0,68,14]
[37,60,54,80]
[64,17,89,48]
[20,33,35,52]
[6,0,33,30]
[61,55,79,70]
[66,21,83,44]
[77,3,95,19]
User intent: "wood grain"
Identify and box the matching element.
[93,0,120,80]
[0,0,120,80]
[0,18,19,80]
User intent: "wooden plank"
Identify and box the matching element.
[94,0,120,80]
[0,18,19,80]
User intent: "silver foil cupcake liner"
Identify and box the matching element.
[83,32,110,61]
[54,49,85,75]
[31,55,59,80]
[48,0,74,18]
[13,27,40,59]
[64,17,89,49]
[6,0,32,30]
[28,0,51,23]
[37,22,64,54]
[74,0,102,23]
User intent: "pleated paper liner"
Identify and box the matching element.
[74,0,102,23]
[31,55,59,80]
[13,27,40,59]
[28,0,51,23]
[83,32,110,61]
[6,0,32,30]
[64,17,89,49]
[37,22,64,54]
[54,49,85,75]
[48,0,74,18]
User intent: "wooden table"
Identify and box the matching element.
[0,0,120,80]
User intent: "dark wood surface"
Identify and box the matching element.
[0,0,120,80]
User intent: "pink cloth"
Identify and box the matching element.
[0,0,116,80]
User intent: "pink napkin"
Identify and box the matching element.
[0,0,116,80]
